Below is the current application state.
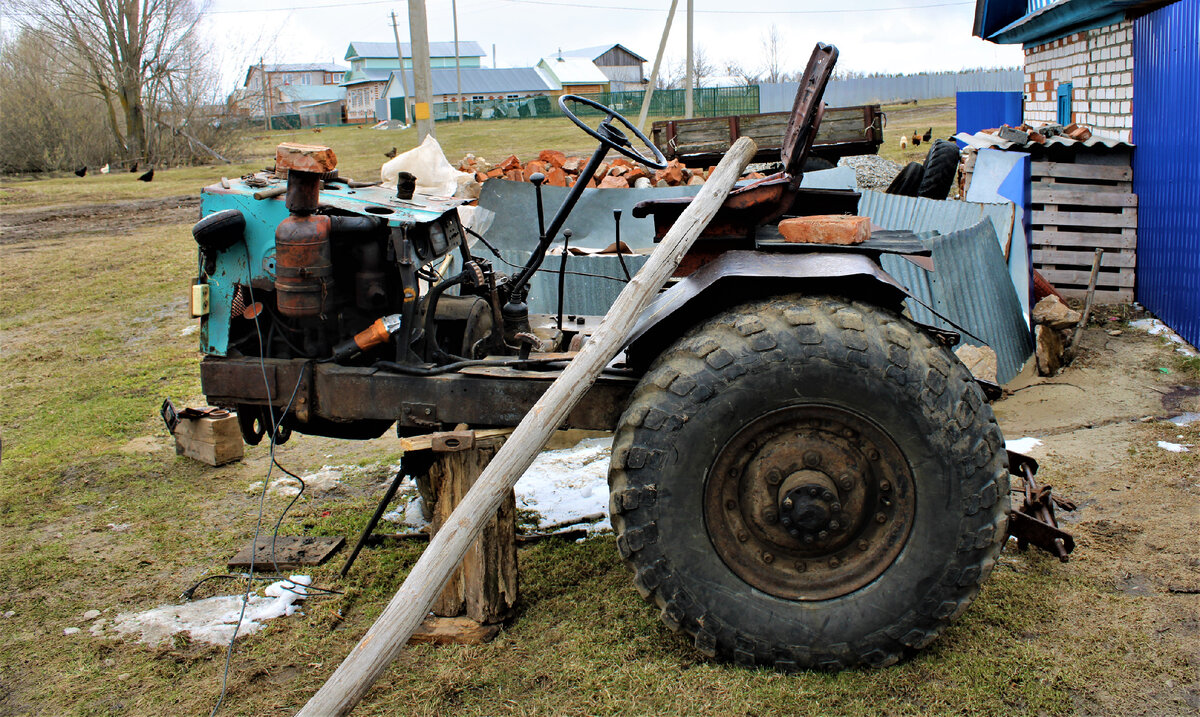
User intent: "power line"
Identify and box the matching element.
[203,0,972,15]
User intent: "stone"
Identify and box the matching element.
[633,177,652,188]
[63,627,81,635]
[687,175,705,185]
[608,164,628,177]
[655,179,668,188]
[777,215,871,245]
[538,149,566,168]
[954,344,998,384]
[83,610,101,620]
[1035,324,1064,376]
[562,157,585,173]
[599,175,629,189]
[1033,295,1081,330]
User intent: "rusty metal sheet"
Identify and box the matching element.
[227,535,345,571]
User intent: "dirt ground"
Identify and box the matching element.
[0,195,1197,716]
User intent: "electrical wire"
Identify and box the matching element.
[204,0,972,14]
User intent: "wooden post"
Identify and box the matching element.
[1066,248,1103,362]
[637,0,679,133]
[296,137,758,717]
[428,436,517,623]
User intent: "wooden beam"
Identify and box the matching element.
[1032,162,1132,181]
[296,136,759,716]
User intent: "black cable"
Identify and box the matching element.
[181,574,344,601]
[464,225,629,284]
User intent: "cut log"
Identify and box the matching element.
[296,136,759,716]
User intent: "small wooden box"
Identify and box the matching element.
[174,414,243,466]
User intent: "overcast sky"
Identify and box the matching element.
[203,0,1022,92]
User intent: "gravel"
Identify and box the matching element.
[838,155,905,190]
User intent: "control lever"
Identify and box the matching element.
[613,209,631,281]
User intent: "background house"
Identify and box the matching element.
[379,67,553,121]
[555,44,647,92]
[535,55,611,95]
[342,40,486,122]
[232,62,345,118]
[974,0,1200,348]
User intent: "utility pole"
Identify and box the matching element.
[685,0,694,119]
[408,0,436,140]
[259,57,270,130]
[452,0,463,122]
[390,10,413,125]
[637,0,678,132]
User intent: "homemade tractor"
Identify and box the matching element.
[192,44,1069,671]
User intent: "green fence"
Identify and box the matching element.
[428,86,759,123]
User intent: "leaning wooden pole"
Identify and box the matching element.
[297,137,758,716]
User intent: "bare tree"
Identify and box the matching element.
[723,59,759,86]
[14,0,207,163]
[761,24,784,83]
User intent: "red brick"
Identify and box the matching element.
[486,168,503,179]
[499,154,521,172]
[625,167,648,183]
[504,169,524,182]
[777,215,871,245]
[546,167,567,187]
[523,160,546,181]
[538,149,567,168]
[599,175,629,189]
[475,171,488,182]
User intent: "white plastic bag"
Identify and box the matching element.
[380,134,473,198]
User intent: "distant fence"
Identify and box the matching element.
[759,71,1023,112]
[392,86,760,123]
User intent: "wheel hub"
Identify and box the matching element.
[703,404,916,601]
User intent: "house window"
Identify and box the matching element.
[1057,82,1073,125]
[507,94,519,100]
[472,95,484,101]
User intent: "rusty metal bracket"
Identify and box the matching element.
[403,402,440,428]
[1006,449,1076,562]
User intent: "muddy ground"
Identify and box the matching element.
[0,196,1197,715]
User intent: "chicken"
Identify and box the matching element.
[911,131,921,147]
[129,162,139,173]
[137,168,154,182]
[899,135,908,150]
[100,163,110,174]
[74,166,87,177]
[384,147,398,158]
[921,127,932,143]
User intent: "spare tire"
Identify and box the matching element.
[918,139,960,199]
[885,162,923,196]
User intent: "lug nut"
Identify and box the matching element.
[818,530,829,540]
[726,499,737,510]
[795,561,807,572]
[746,440,757,451]
[880,480,891,491]
[867,449,880,461]
[837,474,854,491]
[809,487,820,497]
[767,469,782,485]
[780,516,792,526]
[782,498,794,510]
[728,466,740,478]
[830,502,842,513]
[763,509,779,523]
[875,512,887,523]
[829,520,841,531]
[804,451,821,467]
[858,540,869,551]
[842,428,854,438]
[803,535,815,544]
[829,557,841,568]
[822,490,835,501]
[762,552,774,564]
[737,530,749,542]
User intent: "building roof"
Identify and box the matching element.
[244,63,347,86]
[345,40,486,61]
[973,0,1158,44]
[557,43,647,63]
[536,56,611,87]
[954,129,1134,149]
[384,67,554,97]
[341,68,394,87]
[279,84,345,103]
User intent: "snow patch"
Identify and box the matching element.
[1005,437,1044,454]
[514,437,612,532]
[1157,440,1190,453]
[107,576,311,646]
[1129,319,1199,357]
[1167,413,1200,427]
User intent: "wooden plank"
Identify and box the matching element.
[1032,179,1132,193]
[1039,268,1135,288]
[399,428,513,454]
[228,536,345,570]
[174,432,242,466]
[1033,249,1136,268]
[296,137,760,717]
[1058,287,1134,302]
[1031,229,1136,250]
[1032,209,1137,228]
[1032,187,1137,207]
[1032,161,1131,181]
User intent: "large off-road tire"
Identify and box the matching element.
[917,139,960,199]
[885,162,923,196]
[609,295,1009,670]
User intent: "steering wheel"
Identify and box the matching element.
[558,94,668,170]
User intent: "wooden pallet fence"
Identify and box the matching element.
[1030,161,1137,303]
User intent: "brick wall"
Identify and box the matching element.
[1023,19,1133,141]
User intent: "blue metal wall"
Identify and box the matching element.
[1134,0,1200,348]
[956,92,1023,148]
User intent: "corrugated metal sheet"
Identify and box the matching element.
[880,221,1034,384]
[757,71,1022,111]
[954,130,1134,150]
[858,189,1016,256]
[1133,0,1200,349]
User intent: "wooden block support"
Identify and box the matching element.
[173,414,243,466]
[428,436,517,624]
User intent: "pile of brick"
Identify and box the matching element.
[977,121,1093,146]
[458,151,766,189]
